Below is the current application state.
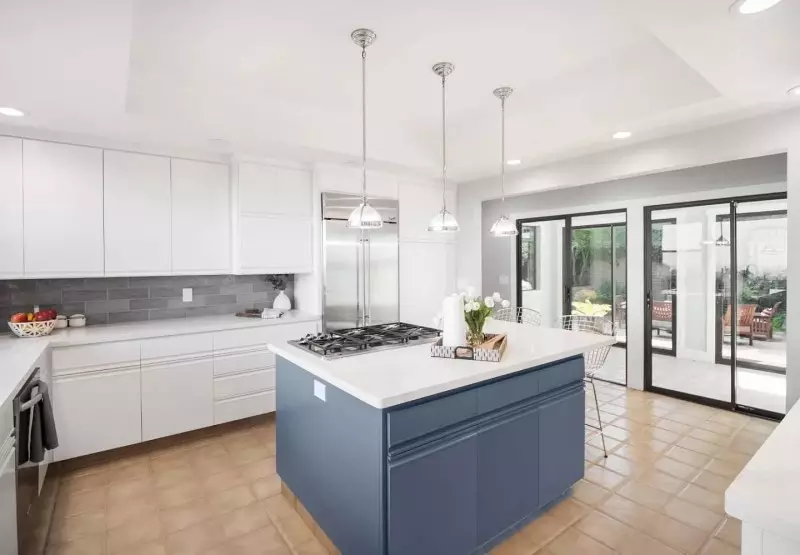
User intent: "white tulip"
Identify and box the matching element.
[472,301,481,311]
[464,302,473,313]
[501,299,511,308]
[484,297,495,308]
[492,292,502,302]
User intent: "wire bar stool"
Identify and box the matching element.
[493,307,543,327]
[559,314,616,457]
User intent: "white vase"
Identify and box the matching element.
[273,290,292,310]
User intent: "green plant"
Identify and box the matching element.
[461,291,508,346]
[571,300,611,317]
[773,312,786,332]
[267,274,290,291]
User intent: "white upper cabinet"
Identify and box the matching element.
[23,140,104,277]
[399,241,457,327]
[0,137,23,278]
[239,162,312,217]
[171,159,231,274]
[233,162,313,274]
[315,164,398,199]
[399,178,457,243]
[104,151,171,276]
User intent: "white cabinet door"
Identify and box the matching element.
[141,358,213,441]
[400,241,456,327]
[23,140,104,277]
[0,439,16,555]
[171,159,230,274]
[398,178,457,243]
[0,137,23,278]
[239,162,312,217]
[104,151,171,275]
[239,215,312,273]
[53,367,142,461]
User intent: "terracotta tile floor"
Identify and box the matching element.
[47,382,777,555]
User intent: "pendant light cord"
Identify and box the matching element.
[500,96,506,208]
[441,72,447,211]
[361,47,367,204]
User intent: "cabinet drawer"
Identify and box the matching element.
[537,357,584,395]
[141,333,213,362]
[388,389,477,447]
[213,350,275,377]
[214,390,275,424]
[214,369,275,400]
[52,342,140,374]
[213,321,319,352]
[213,327,270,351]
[477,370,539,415]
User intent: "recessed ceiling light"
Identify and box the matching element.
[0,106,24,117]
[612,131,632,140]
[730,0,783,14]
[788,84,800,97]
[506,159,521,166]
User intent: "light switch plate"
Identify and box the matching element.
[313,380,326,402]
[182,288,193,302]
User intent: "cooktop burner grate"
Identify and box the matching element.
[289,322,442,359]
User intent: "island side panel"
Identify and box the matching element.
[276,357,385,555]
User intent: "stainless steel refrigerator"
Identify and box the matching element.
[322,192,399,330]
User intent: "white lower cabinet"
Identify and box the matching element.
[214,390,276,425]
[141,358,213,441]
[53,367,142,461]
[214,368,275,400]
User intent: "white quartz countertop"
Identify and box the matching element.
[725,400,799,543]
[268,320,614,409]
[0,311,319,405]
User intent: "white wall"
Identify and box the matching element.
[787,128,800,410]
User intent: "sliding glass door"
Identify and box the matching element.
[645,194,787,417]
[517,211,627,385]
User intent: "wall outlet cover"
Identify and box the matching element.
[182,288,192,302]
[313,380,326,402]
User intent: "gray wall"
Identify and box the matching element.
[482,154,788,300]
[0,274,293,326]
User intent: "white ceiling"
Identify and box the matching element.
[0,0,798,181]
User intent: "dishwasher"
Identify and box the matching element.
[0,393,17,555]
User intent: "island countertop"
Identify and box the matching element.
[268,320,614,409]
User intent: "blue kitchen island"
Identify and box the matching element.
[268,321,613,555]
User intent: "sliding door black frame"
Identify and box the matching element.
[516,208,628,386]
[643,192,786,421]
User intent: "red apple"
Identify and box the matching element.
[9,313,27,323]
[34,312,51,322]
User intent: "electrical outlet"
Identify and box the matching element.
[182,288,193,302]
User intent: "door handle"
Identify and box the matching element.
[646,292,652,309]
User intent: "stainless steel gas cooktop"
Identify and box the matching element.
[288,322,442,360]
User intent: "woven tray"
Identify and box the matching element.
[430,333,508,362]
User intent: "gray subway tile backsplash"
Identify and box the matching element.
[0,274,293,330]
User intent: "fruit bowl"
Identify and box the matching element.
[8,320,56,338]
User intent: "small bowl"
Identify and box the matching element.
[55,315,68,329]
[69,314,86,328]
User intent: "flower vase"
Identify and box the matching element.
[273,291,291,310]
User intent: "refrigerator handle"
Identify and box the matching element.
[365,236,371,325]
[356,235,362,327]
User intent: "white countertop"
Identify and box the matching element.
[726,401,799,543]
[268,320,614,409]
[0,311,319,406]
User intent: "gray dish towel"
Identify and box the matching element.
[18,379,59,465]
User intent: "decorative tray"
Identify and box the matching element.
[430,333,507,362]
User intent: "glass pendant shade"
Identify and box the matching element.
[346,201,384,229]
[427,208,460,232]
[490,215,518,237]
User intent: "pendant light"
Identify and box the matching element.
[427,62,460,233]
[715,220,730,247]
[489,87,518,237]
[346,29,383,229]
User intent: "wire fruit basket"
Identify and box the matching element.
[8,320,56,338]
